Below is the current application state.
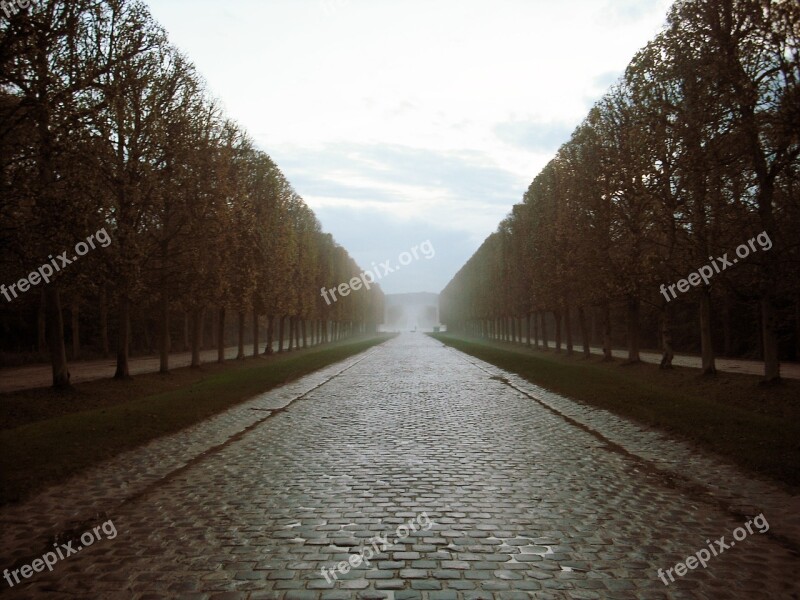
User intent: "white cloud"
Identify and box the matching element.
[146,0,672,293]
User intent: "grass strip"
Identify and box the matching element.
[0,335,391,506]
[431,333,800,491]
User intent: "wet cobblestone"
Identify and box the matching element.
[1,333,798,598]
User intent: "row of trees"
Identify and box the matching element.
[0,0,383,387]
[441,0,799,382]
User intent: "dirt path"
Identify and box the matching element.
[2,340,798,393]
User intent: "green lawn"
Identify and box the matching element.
[0,335,391,506]
[431,333,800,491]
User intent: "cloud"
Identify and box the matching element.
[266,141,522,292]
[275,142,525,217]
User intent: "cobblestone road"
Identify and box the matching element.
[2,334,798,599]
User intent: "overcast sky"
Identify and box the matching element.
[146,0,673,294]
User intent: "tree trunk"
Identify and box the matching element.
[660,303,674,369]
[699,289,716,375]
[532,312,539,349]
[626,296,641,363]
[278,316,285,352]
[252,308,260,357]
[46,286,71,388]
[114,293,131,379]
[236,311,246,359]
[287,317,295,352]
[33,48,69,387]
[217,308,225,364]
[191,309,202,368]
[577,306,590,358]
[743,78,780,382]
[302,319,308,348]
[159,294,170,374]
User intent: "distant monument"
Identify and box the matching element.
[381,292,441,332]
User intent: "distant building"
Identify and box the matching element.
[381,292,441,332]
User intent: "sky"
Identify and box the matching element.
[146,0,673,294]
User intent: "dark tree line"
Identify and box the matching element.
[0,0,384,387]
[441,0,799,382]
